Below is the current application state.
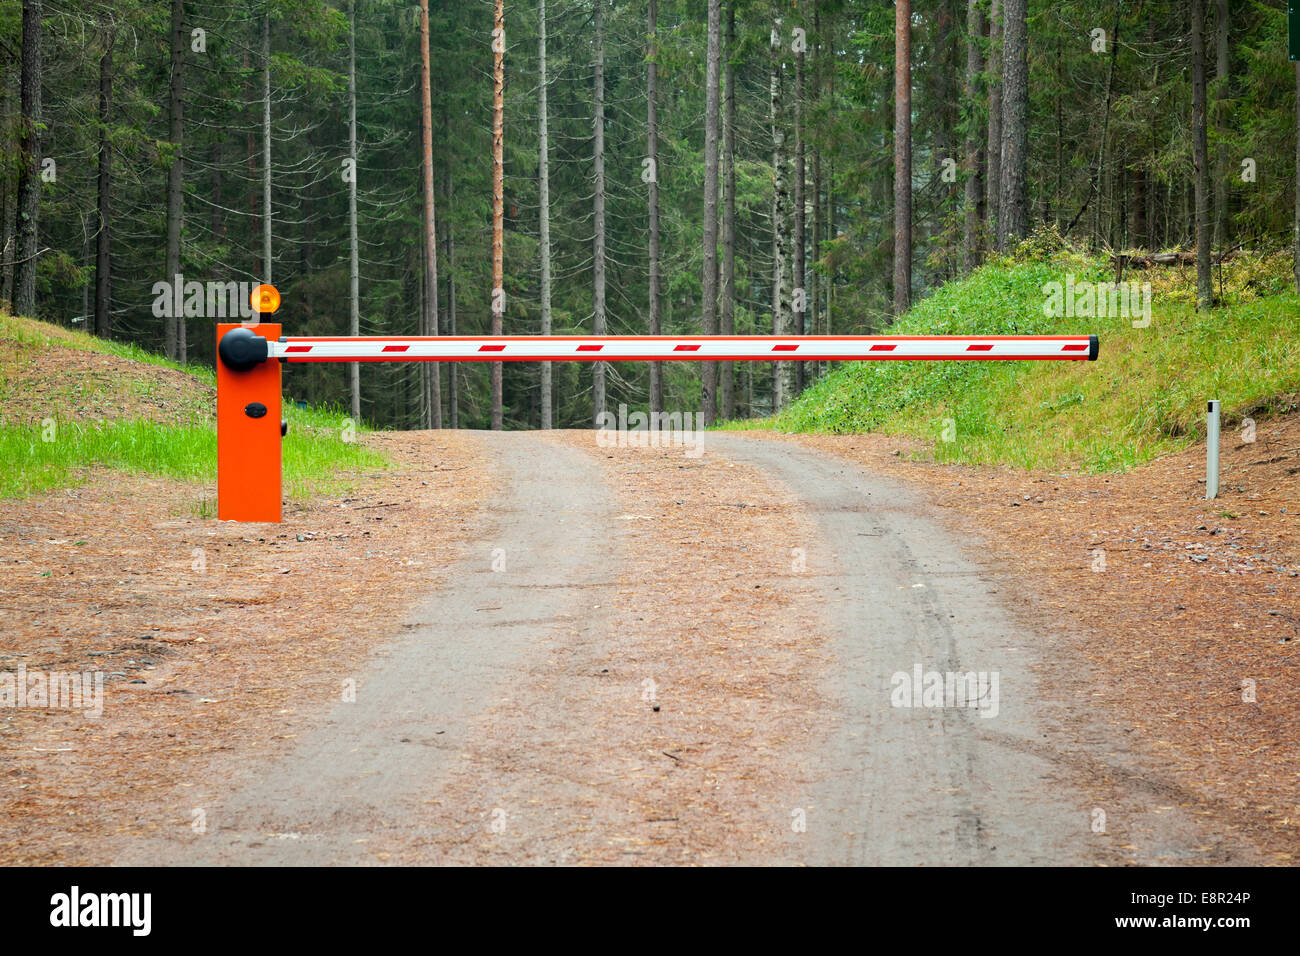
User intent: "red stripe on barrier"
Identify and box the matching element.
[478,344,506,352]
[965,344,994,352]
[382,345,409,353]
[576,344,604,352]
[772,344,799,352]
[870,344,897,352]
[673,344,700,352]
[284,345,313,353]
[1060,343,1088,352]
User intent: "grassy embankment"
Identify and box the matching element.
[730,243,1300,472]
[0,314,386,504]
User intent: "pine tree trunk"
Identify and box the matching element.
[538,0,552,429]
[824,151,833,376]
[1133,166,1147,249]
[445,165,458,429]
[771,13,795,409]
[244,44,257,283]
[1213,0,1228,251]
[997,0,1027,249]
[262,12,272,285]
[208,138,223,239]
[647,0,663,416]
[984,0,1002,239]
[1192,0,1212,310]
[15,0,42,317]
[893,0,911,316]
[1,64,15,308]
[793,14,806,394]
[420,0,442,428]
[934,0,957,263]
[490,0,504,429]
[164,0,184,358]
[821,12,833,378]
[348,0,360,421]
[719,0,737,419]
[701,0,721,423]
[962,0,985,270]
[592,0,607,426]
[94,38,113,340]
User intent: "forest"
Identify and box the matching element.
[1,0,1296,430]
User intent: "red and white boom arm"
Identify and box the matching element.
[259,334,1099,363]
[214,326,1099,523]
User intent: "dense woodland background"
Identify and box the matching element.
[0,0,1296,430]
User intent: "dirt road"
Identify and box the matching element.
[97,430,1264,866]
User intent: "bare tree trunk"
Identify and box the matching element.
[262,12,272,286]
[647,0,663,415]
[348,0,360,421]
[94,37,113,339]
[824,151,834,371]
[445,165,458,429]
[490,0,504,429]
[420,0,442,427]
[793,10,806,393]
[592,0,607,426]
[985,0,1002,240]
[934,0,957,264]
[997,0,1027,249]
[244,45,257,280]
[1133,165,1147,248]
[771,12,795,409]
[15,0,42,317]
[893,0,911,316]
[1,62,15,308]
[538,0,552,428]
[1,63,15,308]
[962,0,985,270]
[164,0,184,357]
[1054,34,1062,227]
[720,0,737,418]
[1213,0,1228,251]
[821,11,833,378]
[1192,0,1211,310]
[701,0,721,423]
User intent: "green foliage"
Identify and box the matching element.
[733,258,1300,472]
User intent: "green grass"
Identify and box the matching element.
[0,410,385,502]
[727,254,1300,472]
[0,314,389,504]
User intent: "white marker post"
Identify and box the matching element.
[1206,400,1220,500]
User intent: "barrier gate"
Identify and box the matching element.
[216,320,1099,523]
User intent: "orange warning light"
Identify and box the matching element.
[251,284,281,315]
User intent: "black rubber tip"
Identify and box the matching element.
[218,327,269,372]
[1088,334,1099,361]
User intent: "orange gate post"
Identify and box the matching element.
[216,322,282,522]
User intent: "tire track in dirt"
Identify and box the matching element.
[397,432,829,865]
[103,429,1266,866]
[113,432,620,865]
[707,433,1265,866]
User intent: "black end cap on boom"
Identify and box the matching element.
[1088,334,1099,361]
[218,327,270,372]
